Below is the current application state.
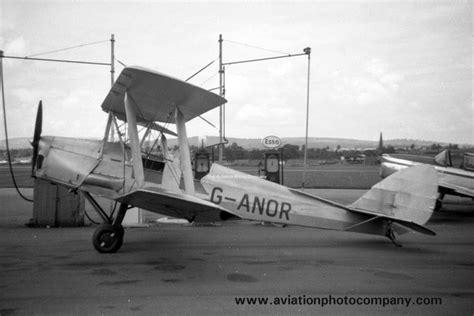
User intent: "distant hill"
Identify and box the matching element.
[1,136,468,151]
[0,138,32,150]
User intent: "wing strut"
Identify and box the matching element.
[124,91,145,187]
[175,107,195,195]
[343,215,380,232]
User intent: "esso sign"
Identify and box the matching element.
[262,135,282,149]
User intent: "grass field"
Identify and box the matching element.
[0,165,34,189]
[0,163,381,189]
[231,164,380,188]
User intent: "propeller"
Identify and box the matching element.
[31,101,43,177]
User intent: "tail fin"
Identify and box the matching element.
[350,164,438,226]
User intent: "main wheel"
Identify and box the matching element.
[92,224,124,253]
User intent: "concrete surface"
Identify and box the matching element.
[0,188,473,315]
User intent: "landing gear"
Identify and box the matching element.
[92,224,124,253]
[92,203,128,253]
[435,192,445,211]
[385,226,402,247]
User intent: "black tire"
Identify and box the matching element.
[92,224,124,253]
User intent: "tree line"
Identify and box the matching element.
[195,143,381,162]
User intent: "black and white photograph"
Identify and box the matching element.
[0,0,472,315]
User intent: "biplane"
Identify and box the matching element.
[31,66,438,253]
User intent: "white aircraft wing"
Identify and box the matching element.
[439,181,474,198]
[382,154,474,199]
[101,66,227,124]
[114,186,237,223]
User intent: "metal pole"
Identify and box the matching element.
[108,34,119,220]
[218,37,310,167]
[1,55,110,66]
[280,147,284,186]
[223,53,307,66]
[218,34,224,163]
[302,47,311,189]
[109,34,116,142]
[110,34,115,85]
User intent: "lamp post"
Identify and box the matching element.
[302,47,311,189]
[218,35,311,168]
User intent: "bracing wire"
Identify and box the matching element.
[183,59,220,129]
[116,59,127,67]
[27,39,109,58]
[200,72,219,86]
[225,39,290,56]
[185,59,216,82]
[1,38,111,204]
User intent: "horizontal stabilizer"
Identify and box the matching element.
[343,215,436,236]
[392,219,436,236]
[349,165,438,226]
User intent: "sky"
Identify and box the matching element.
[1,0,472,145]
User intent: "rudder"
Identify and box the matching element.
[349,165,438,225]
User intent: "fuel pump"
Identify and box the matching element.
[261,136,284,185]
[194,151,210,180]
[263,151,283,185]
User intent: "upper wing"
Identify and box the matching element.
[114,186,237,223]
[101,66,227,124]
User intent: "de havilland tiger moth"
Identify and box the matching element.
[30,66,439,253]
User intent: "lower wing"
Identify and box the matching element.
[115,187,237,223]
[439,181,474,199]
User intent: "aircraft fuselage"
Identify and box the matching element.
[381,155,474,199]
